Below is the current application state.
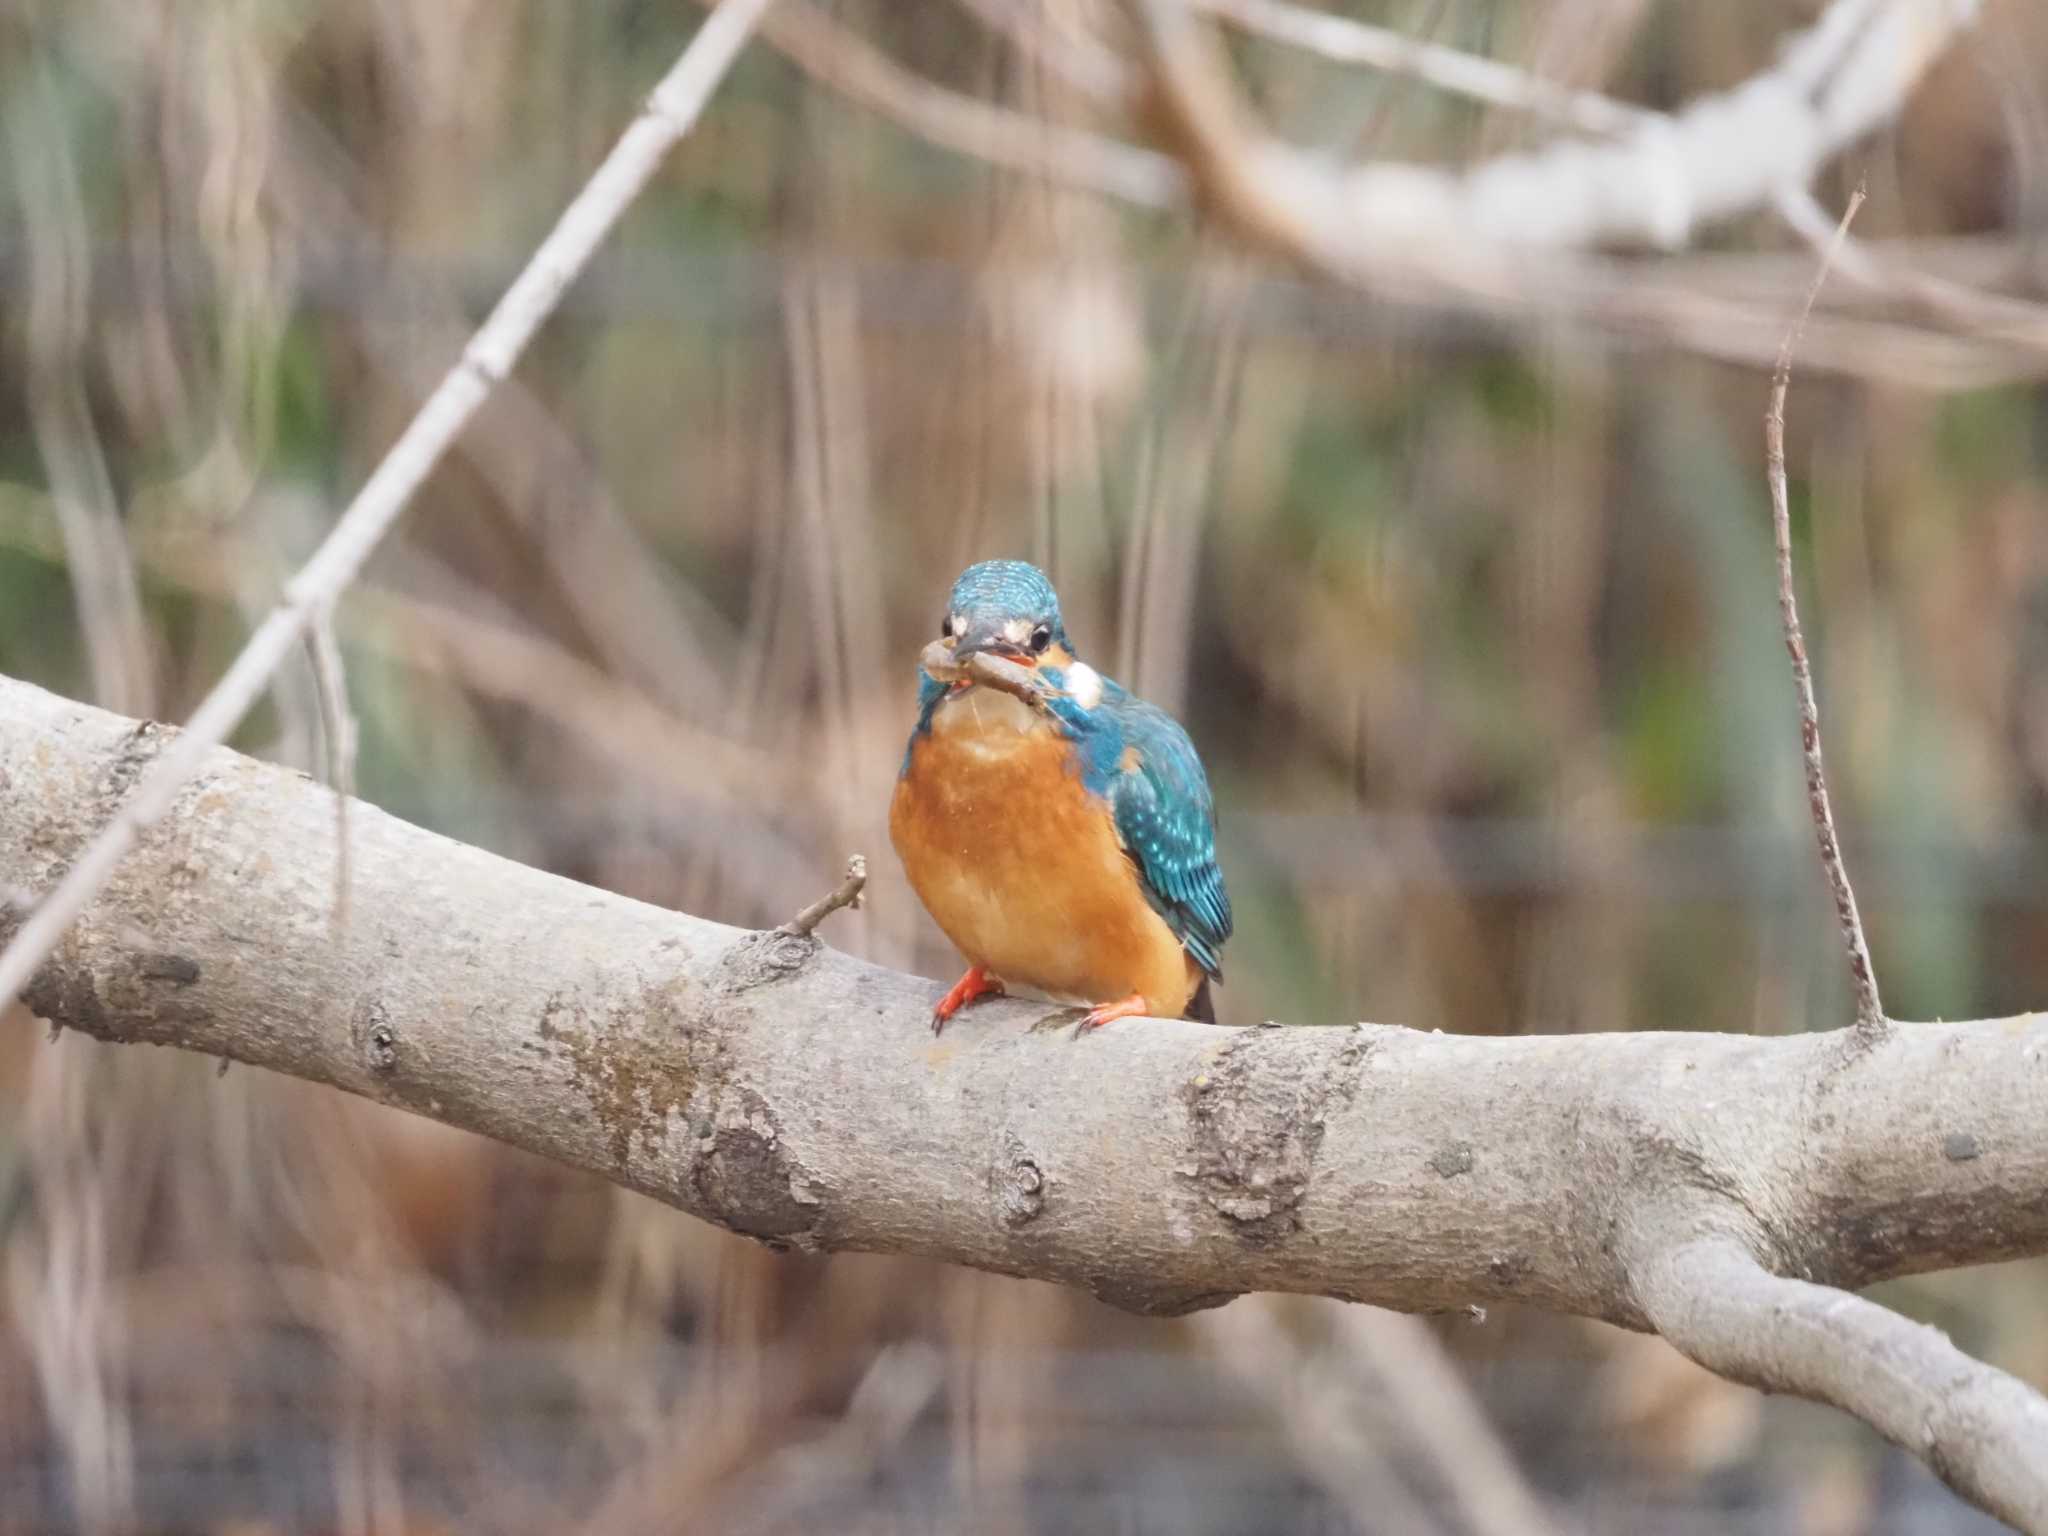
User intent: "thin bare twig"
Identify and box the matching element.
[1777,184,2048,356]
[778,856,869,939]
[1766,186,1885,1032]
[0,0,775,1010]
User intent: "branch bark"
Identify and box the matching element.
[4,674,2047,1527]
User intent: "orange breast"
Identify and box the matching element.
[890,688,1198,1017]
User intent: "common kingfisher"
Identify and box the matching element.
[890,560,1232,1033]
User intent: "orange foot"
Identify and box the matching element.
[932,965,1004,1035]
[1074,992,1149,1035]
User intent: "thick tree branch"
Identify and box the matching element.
[4,675,2047,1525]
[1634,1237,2048,1533]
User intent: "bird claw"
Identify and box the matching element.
[1070,992,1149,1037]
[931,965,1003,1035]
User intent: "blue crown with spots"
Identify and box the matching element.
[948,560,1067,644]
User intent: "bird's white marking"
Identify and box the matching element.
[1001,617,1033,646]
[1065,661,1102,710]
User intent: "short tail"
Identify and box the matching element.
[1184,976,1217,1024]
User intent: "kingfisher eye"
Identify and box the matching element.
[1028,623,1053,654]
[941,615,956,639]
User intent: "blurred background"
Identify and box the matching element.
[2,0,2046,1531]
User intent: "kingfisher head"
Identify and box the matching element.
[937,559,1073,667]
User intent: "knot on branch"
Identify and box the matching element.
[714,929,819,994]
[994,1136,1046,1227]
[688,1086,825,1248]
[354,997,399,1075]
[1180,1026,1371,1243]
[1430,1141,1475,1178]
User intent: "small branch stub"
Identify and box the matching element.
[779,854,868,939]
[1766,185,1887,1033]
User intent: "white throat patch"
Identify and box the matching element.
[1065,661,1103,710]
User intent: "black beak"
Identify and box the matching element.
[953,625,1030,663]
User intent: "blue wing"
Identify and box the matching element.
[900,668,948,775]
[1088,682,1233,981]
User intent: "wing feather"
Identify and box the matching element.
[1096,687,1232,980]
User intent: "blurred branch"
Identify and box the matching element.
[273,99,743,724]
[1193,0,1651,137]
[1765,188,1886,1032]
[1325,1306,1571,1536]
[1130,0,2048,366]
[0,0,775,1013]
[5,677,2047,1530]
[948,0,1132,102]
[6,233,2046,385]
[7,61,157,719]
[738,0,2048,377]
[1201,1303,1458,1535]
[1131,0,1978,257]
[1203,1301,1571,1536]
[740,0,1181,206]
